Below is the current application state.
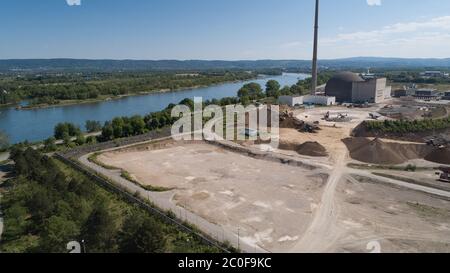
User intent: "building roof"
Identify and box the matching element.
[329,72,364,84]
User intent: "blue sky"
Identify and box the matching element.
[1,0,450,60]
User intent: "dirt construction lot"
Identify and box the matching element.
[98,141,329,252]
[334,175,450,252]
[88,104,450,253]
[94,139,450,253]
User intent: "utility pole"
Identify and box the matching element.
[237,227,240,252]
[311,0,320,95]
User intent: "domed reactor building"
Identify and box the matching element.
[325,72,392,104]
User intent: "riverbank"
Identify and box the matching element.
[0,73,305,144]
[15,77,262,110]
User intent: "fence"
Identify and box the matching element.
[61,127,172,159]
[57,127,275,253]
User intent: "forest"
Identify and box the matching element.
[0,148,221,253]
[0,71,256,107]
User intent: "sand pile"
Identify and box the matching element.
[280,117,300,129]
[425,148,450,165]
[343,138,432,165]
[279,141,328,157]
[297,142,328,157]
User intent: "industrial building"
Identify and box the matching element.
[413,89,441,100]
[393,89,407,98]
[420,71,449,78]
[443,91,450,100]
[278,95,335,107]
[278,96,305,107]
[325,72,392,103]
[303,95,335,106]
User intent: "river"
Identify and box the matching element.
[0,73,307,143]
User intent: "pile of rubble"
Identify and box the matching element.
[279,111,320,133]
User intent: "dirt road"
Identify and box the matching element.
[293,149,347,252]
[350,169,450,199]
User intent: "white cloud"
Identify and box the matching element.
[322,16,450,45]
[318,16,450,58]
[367,0,382,6]
[66,0,81,6]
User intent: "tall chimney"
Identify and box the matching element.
[311,0,319,95]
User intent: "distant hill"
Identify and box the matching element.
[1,57,449,72]
[320,57,450,69]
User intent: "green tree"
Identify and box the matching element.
[54,123,80,140]
[63,133,72,147]
[85,136,97,144]
[118,211,166,253]
[0,130,9,151]
[112,118,124,139]
[238,83,263,100]
[280,86,292,96]
[75,133,86,146]
[101,122,114,141]
[85,120,102,133]
[179,98,194,110]
[40,216,80,253]
[2,204,29,240]
[81,202,117,252]
[265,80,281,98]
[43,137,57,152]
[130,115,146,135]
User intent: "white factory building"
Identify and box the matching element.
[278,95,336,107]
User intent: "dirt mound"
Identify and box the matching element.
[343,138,432,165]
[279,141,328,157]
[279,111,320,133]
[425,148,450,165]
[297,142,328,157]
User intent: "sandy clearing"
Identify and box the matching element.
[98,141,329,252]
[331,175,450,253]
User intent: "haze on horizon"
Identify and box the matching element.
[1,0,450,60]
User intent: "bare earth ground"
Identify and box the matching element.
[0,152,9,162]
[98,142,328,252]
[334,175,450,253]
[86,104,450,253]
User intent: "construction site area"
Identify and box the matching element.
[76,97,450,253]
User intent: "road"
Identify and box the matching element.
[293,149,347,252]
[350,169,450,199]
[291,119,450,252]
[293,158,450,252]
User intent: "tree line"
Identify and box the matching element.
[0,71,256,106]
[365,117,450,133]
[45,73,333,145]
[0,148,220,253]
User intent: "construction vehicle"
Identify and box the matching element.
[437,167,450,183]
[337,113,348,119]
[369,113,381,120]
